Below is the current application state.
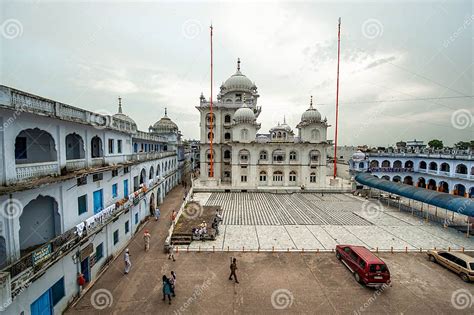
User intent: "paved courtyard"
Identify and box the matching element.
[185,192,474,251]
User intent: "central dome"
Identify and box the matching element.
[221,58,255,92]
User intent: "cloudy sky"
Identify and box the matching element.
[1,0,472,146]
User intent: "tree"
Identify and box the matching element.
[428,139,443,150]
[454,141,470,150]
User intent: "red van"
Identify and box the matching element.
[336,245,391,288]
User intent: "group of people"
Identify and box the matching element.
[162,271,177,304]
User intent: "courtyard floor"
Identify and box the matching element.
[184,192,474,251]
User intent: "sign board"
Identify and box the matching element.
[80,243,93,261]
[32,244,52,266]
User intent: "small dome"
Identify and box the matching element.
[257,134,269,143]
[234,103,255,123]
[270,118,292,133]
[113,97,137,128]
[152,109,178,134]
[352,150,366,161]
[221,58,255,92]
[301,96,321,123]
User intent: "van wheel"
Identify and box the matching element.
[428,255,436,263]
[354,272,361,283]
[460,273,470,283]
[336,252,341,260]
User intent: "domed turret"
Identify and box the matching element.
[352,150,366,161]
[234,102,255,123]
[113,97,137,130]
[151,108,179,134]
[301,96,321,123]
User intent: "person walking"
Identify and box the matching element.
[162,275,172,304]
[168,243,176,261]
[124,249,131,274]
[143,230,151,252]
[155,207,161,221]
[169,271,176,297]
[229,257,239,283]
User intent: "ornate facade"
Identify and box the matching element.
[196,60,332,188]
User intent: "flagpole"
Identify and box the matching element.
[333,17,341,179]
[209,24,214,177]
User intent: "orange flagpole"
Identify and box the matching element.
[209,24,214,177]
[333,17,341,179]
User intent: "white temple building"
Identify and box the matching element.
[196,59,332,189]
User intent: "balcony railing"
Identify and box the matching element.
[65,159,86,171]
[369,167,414,173]
[454,172,468,179]
[15,161,60,181]
[90,157,105,167]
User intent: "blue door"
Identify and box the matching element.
[124,179,129,198]
[93,190,103,214]
[81,257,90,282]
[31,290,52,315]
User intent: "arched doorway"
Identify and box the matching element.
[15,128,57,164]
[149,193,155,216]
[439,181,449,193]
[393,160,402,168]
[454,184,466,196]
[393,176,401,183]
[417,177,426,188]
[427,179,437,190]
[403,176,413,185]
[419,161,427,170]
[469,187,474,198]
[140,168,146,185]
[382,175,390,181]
[370,160,379,168]
[381,160,390,167]
[405,160,414,169]
[65,133,85,160]
[19,196,60,253]
[149,166,154,180]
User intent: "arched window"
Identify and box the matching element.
[273,171,283,182]
[272,150,285,162]
[206,113,215,124]
[289,151,297,161]
[429,162,438,171]
[381,160,390,167]
[207,132,214,140]
[224,114,231,123]
[440,163,450,172]
[455,163,467,174]
[239,149,250,163]
[91,136,103,158]
[310,172,317,183]
[289,171,297,182]
[370,160,379,168]
[359,162,364,168]
[224,132,231,141]
[149,166,154,179]
[259,171,267,182]
[419,161,427,169]
[259,150,268,160]
[309,150,320,163]
[393,160,402,168]
[224,150,231,159]
[65,133,85,160]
